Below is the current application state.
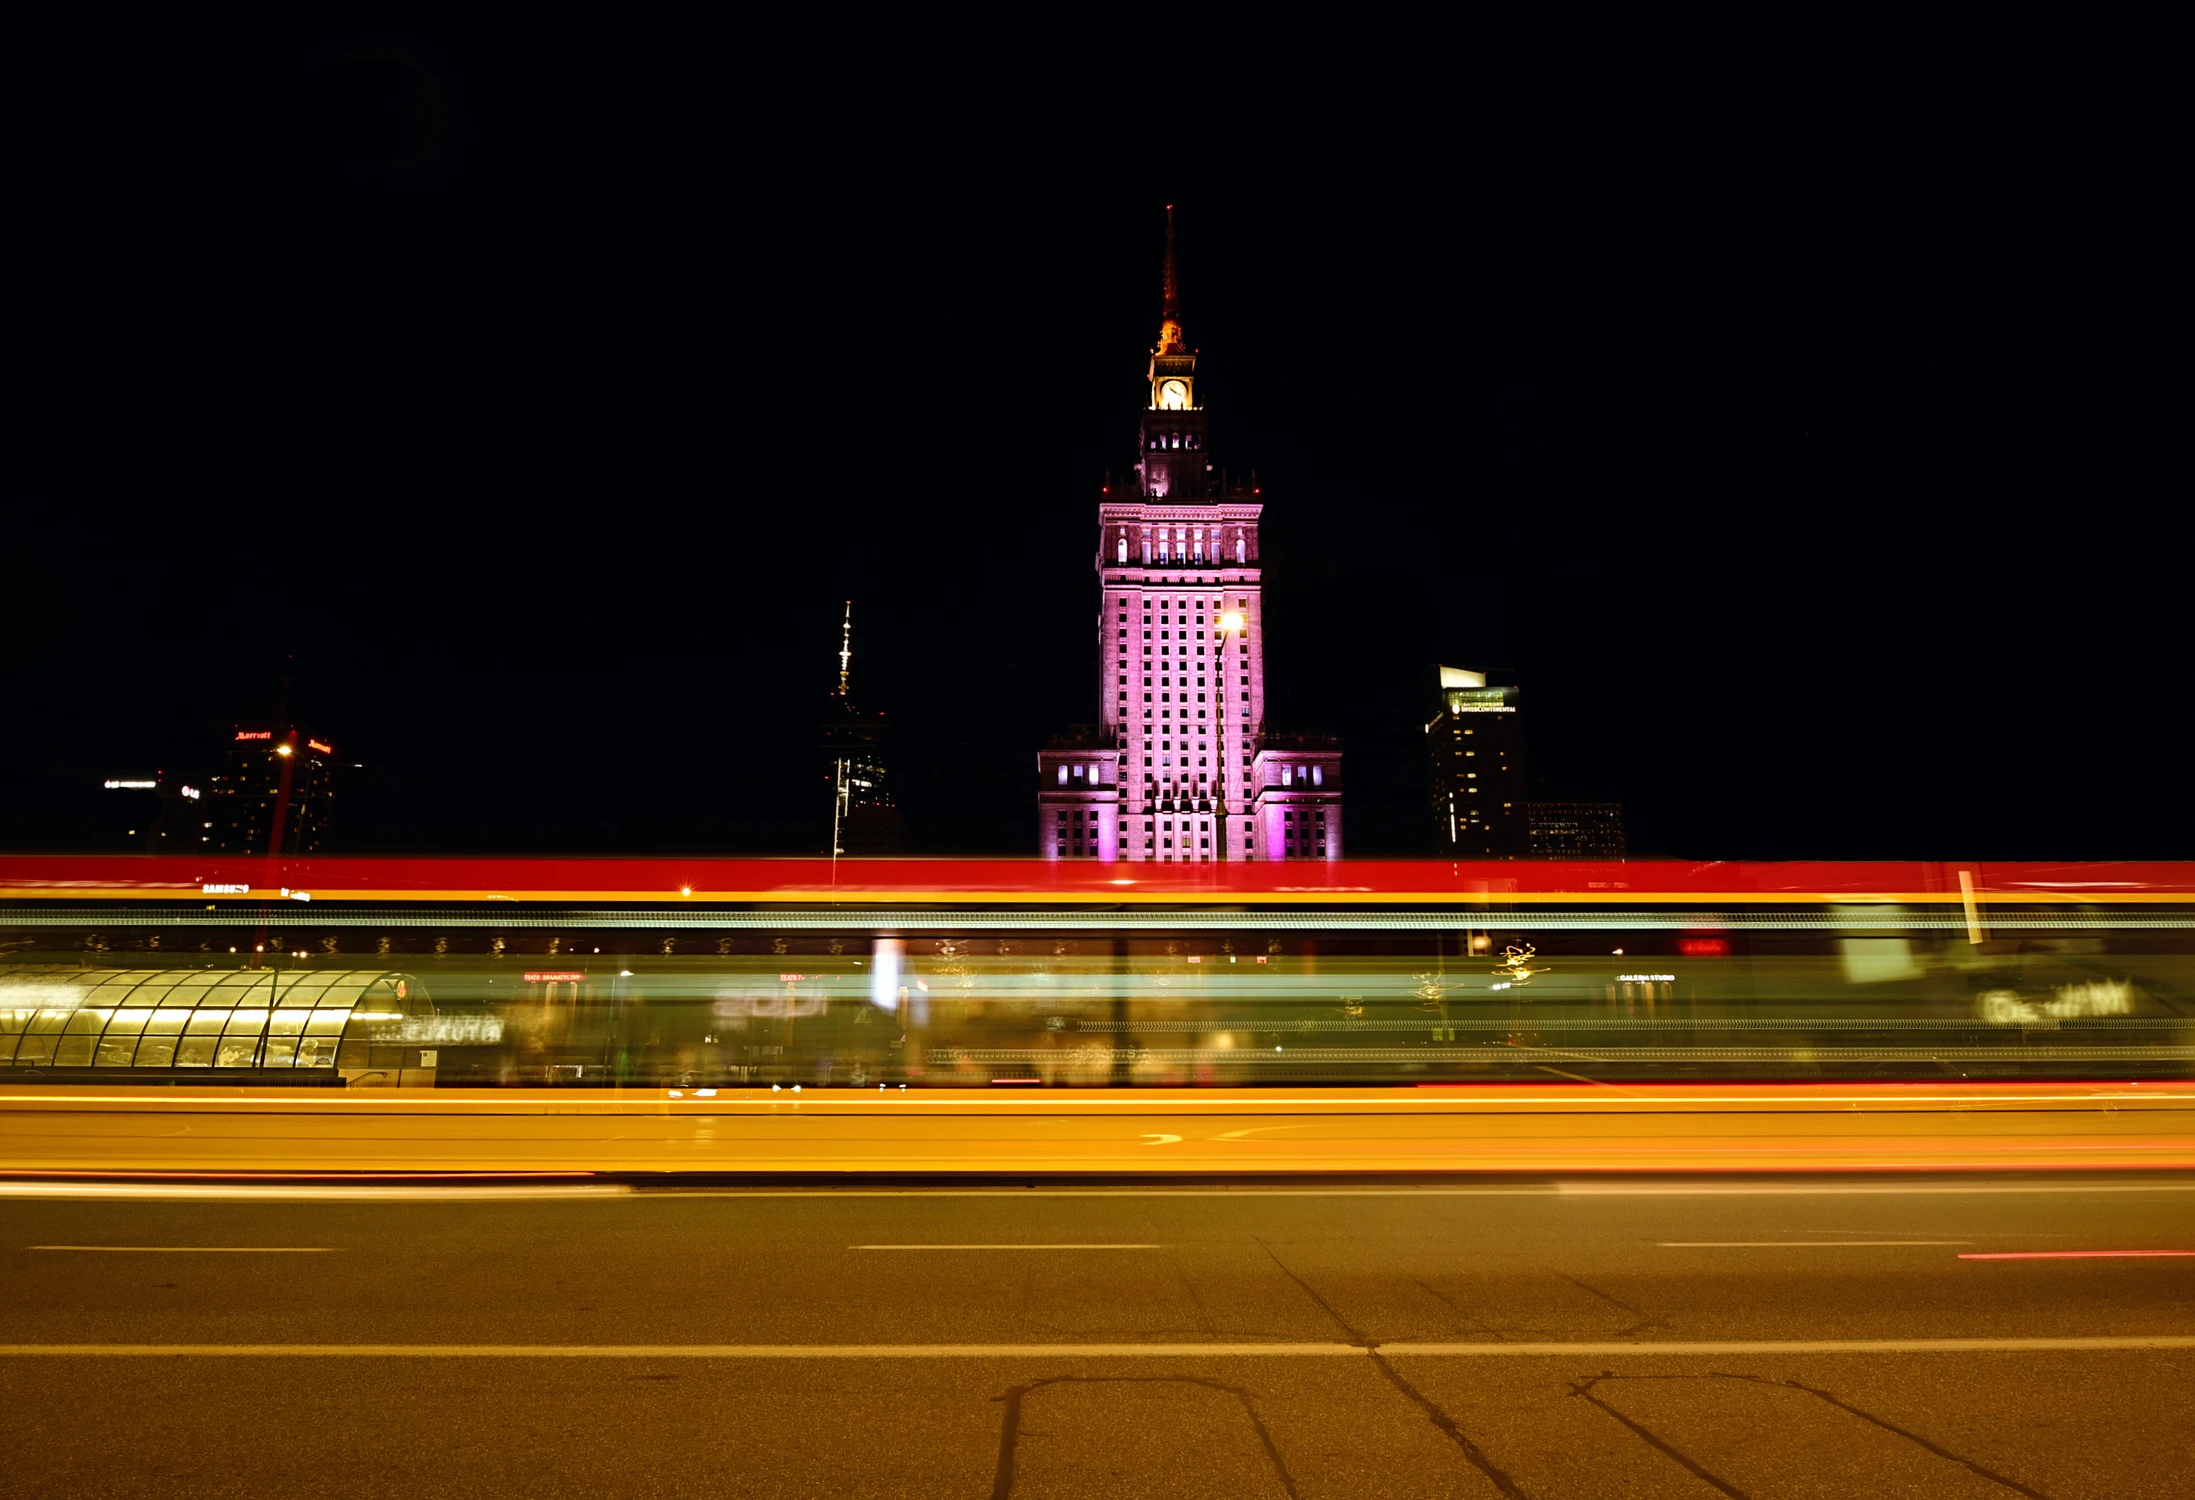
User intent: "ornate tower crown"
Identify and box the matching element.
[1148,205,1196,409]
[1139,206,1208,498]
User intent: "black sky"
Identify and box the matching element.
[10,26,2182,860]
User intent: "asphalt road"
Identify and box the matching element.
[2,1177,2192,1497]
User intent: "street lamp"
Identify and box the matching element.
[1214,609,1249,858]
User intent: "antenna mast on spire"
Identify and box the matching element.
[1162,204,1180,322]
[836,600,853,696]
[1155,205,1187,356]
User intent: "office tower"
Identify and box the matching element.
[822,602,901,855]
[203,728,337,855]
[1041,208,1341,862]
[1528,802,1628,858]
[1426,666,1529,857]
[99,770,204,853]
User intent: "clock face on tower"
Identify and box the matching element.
[1158,379,1188,410]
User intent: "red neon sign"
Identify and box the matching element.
[524,971,586,983]
[1677,937,1731,957]
[235,731,271,741]
[308,740,332,754]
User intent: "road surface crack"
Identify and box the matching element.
[1569,1372,2056,1499]
[1568,1375,1751,1498]
[1254,1237,1528,1498]
[1557,1273,1670,1338]
[988,1375,1298,1500]
[1718,1373,2054,1497]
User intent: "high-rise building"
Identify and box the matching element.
[97,770,201,853]
[1527,802,1627,858]
[1040,209,1342,863]
[203,727,338,855]
[1426,666,1529,857]
[822,602,900,855]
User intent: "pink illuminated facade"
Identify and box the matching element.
[1039,211,1341,864]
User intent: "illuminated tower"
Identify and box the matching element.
[1426,666,1528,857]
[822,602,900,855]
[1042,208,1341,863]
[205,728,337,855]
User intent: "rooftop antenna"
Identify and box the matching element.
[831,601,852,886]
[1155,204,1186,355]
[1162,204,1180,321]
[836,600,853,696]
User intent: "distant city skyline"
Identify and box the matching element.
[13,137,2178,860]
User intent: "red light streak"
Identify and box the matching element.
[1959,1251,2195,1260]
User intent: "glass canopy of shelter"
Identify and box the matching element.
[0,968,421,1069]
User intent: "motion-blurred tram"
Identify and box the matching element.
[3,856,2191,1087]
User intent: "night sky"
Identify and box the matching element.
[10,28,2181,861]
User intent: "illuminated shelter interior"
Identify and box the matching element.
[0,968,426,1071]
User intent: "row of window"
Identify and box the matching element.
[1050,784,1337,812]
[1107,597,1252,616]
[1139,698,1247,719]
[1117,681,1253,694]
[1119,539,1249,564]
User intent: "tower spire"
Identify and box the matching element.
[1156,204,1186,355]
[836,600,853,696]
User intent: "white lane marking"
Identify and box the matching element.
[852,1244,1163,1251]
[2,1336,2193,1358]
[1560,1183,2195,1197]
[28,1246,336,1253]
[0,1185,633,1202]
[1657,1241,1974,1248]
